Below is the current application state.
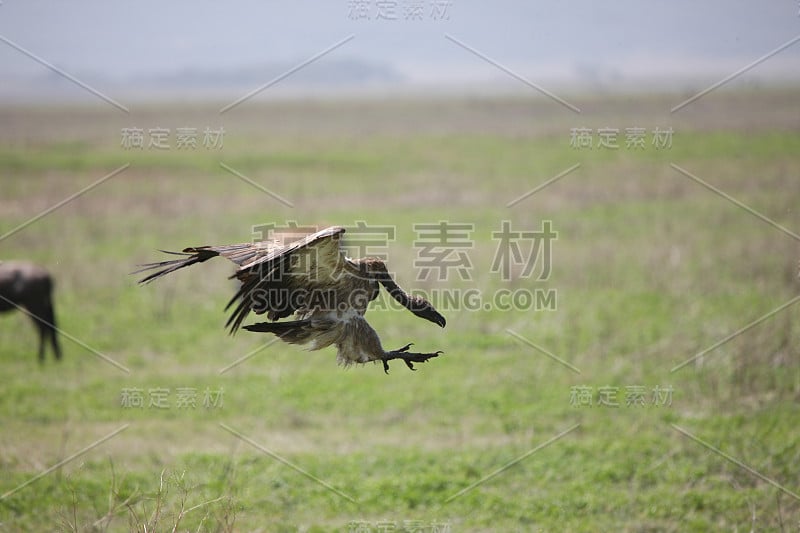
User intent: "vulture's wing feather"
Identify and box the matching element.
[136,226,348,332]
[225,226,348,332]
[134,243,272,283]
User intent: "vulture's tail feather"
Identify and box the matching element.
[243,319,315,345]
[243,320,308,334]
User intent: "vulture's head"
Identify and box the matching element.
[408,295,447,328]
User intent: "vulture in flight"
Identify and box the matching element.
[136,226,445,372]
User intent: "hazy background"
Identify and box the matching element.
[1,2,799,531]
[1,0,799,103]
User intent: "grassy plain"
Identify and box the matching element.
[1,88,799,531]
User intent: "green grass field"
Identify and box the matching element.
[1,89,799,531]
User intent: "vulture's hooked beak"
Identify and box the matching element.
[418,307,446,328]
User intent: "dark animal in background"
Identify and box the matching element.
[0,261,62,362]
[137,226,446,373]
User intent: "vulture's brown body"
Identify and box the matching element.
[137,226,445,372]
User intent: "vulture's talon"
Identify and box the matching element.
[381,347,443,373]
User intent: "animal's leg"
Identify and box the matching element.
[381,343,443,373]
[35,317,46,363]
[26,302,55,362]
[51,328,62,360]
[44,302,62,360]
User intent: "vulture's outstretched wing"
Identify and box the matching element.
[135,226,350,332]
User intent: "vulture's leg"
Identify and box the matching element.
[381,343,443,373]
